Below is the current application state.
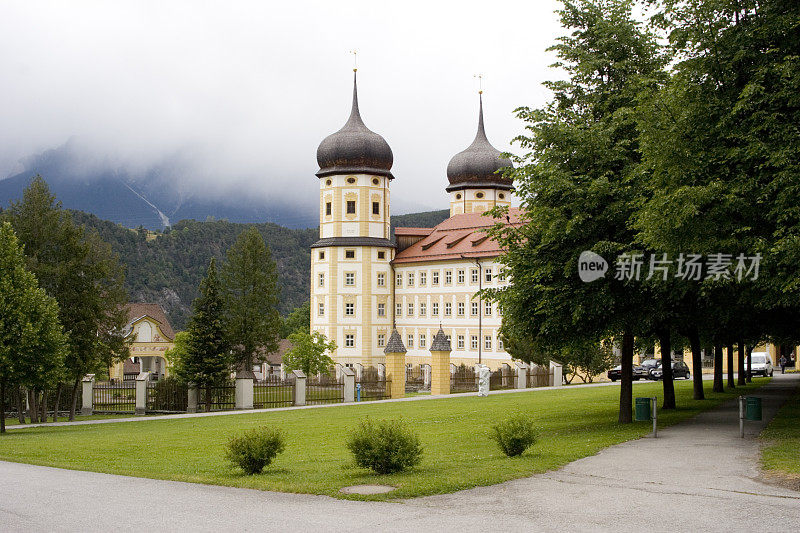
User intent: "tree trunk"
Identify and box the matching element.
[1,379,6,434]
[69,378,80,421]
[688,329,705,400]
[618,330,634,424]
[726,344,735,389]
[52,383,62,422]
[40,389,48,423]
[737,342,746,386]
[27,389,38,424]
[15,387,25,424]
[713,344,724,392]
[746,345,753,382]
[658,329,676,409]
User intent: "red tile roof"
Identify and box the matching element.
[392,208,522,264]
[125,303,175,340]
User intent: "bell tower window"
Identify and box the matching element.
[372,202,380,215]
[346,200,356,214]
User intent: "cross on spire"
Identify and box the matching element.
[350,49,358,72]
[474,73,484,94]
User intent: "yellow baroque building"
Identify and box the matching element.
[109,303,175,381]
[310,71,517,370]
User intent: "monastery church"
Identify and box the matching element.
[310,71,520,370]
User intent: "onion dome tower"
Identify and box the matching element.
[310,70,395,368]
[446,93,513,216]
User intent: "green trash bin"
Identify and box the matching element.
[635,397,651,421]
[745,397,762,421]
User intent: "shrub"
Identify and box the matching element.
[225,427,286,474]
[490,414,537,457]
[346,418,423,474]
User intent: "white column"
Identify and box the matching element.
[550,361,563,387]
[514,362,527,389]
[81,374,95,416]
[342,367,355,403]
[187,384,198,413]
[354,363,364,381]
[235,372,254,410]
[135,372,150,415]
[292,370,306,406]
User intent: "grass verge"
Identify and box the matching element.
[760,387,800,490]
[0,378,768,500]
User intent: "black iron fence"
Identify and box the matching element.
[254,376,293,409]
[405,366,426,392]
[451,367,478,392]
[146,379,188,413]
[357,380,391,401]
[93,381,136,413]
[196,382,236,412]
[307,373,344,405]
[490,369,517,390]
[526,366,553,388]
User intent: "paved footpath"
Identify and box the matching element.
[1,374,798,533]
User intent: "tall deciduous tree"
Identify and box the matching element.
[488,0,664,422]
[220,227,280,374]
[179,258,230,410]
[0,223,66,433]
[283,331,336,377]
[280,301,311,338]
[2,176,129,420]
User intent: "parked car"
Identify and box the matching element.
[607,364,648,381]
[746,352,774,377]
[640,358,661,379]
[651,361,691,380]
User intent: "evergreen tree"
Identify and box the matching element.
[220,227,280,374]
[0,223,66,432]
[2,176,129,419]
[179,258,230,410]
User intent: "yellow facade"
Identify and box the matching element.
[109,316,174,381]
[385,351,406,399]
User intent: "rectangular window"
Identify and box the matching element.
[318,272,324,287]
[471,335,478,350]
[378,251,385,259]
[485,269,493,283]
[457,335,465,350]
[408,272,415,286]
[318,302,325,316]
[457,269,465,284]
[345,272,355,286]
[419,334,426,349]
[407,303,414,316]
[446,335,452,344]
[432,271,439,285]
[498,337,504,351]
[396,273,403,287]
[419,271,427,285]
[319,251,325,260]
[377,334,385,348]
[377,303,385,317]
[345,249,355,259]
[457,302,465,316]
[471,302,479,316]
[345,334,354,348]
[419,302,426,317]
[396,303,402,317]
[372,201,380,215]
[498,269,506,282]
[445,302,452,316]
[407,335,414,348]
[432,302,439,316]
[326,202,331,216]
[345,302,355,316]
[445,270,452,284]
[377,272,385,286]
[471,268,479,283]
[346,200,356,214]
[485,335,492,351]
[485,301,492,316]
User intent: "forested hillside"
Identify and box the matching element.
[71,209,450,331]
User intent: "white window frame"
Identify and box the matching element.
[408,272,415,287]
[445,302,452,316]
[445,270,452,285]
[407,335,414,348]
[485,269,493,283]
[396,303,402,317]
[419,334,426,348]
[345,302,355,316]
[432,302,439,316]
[484,301,492,316]
[471,335,478,350]
[396,273,403,287]
[345,334,355,348]
[419,302,427,317]
[407,303,414,316]
[318,302,325,316]
[432,271,440,285]
[377,272,385,287]
[484,335,492,351]
[419,271,427,286]
[457,302,465,316]
[457,269,465,284]
[471,269,479,283]
[377,303,385,317]
[471,302,479,316]
[318,272,325,287]
[457,335,465,350]
[377,334,385,348]
[345,272,355,286]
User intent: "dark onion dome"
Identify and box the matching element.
[316,71,394,179]
[446,94,513,191]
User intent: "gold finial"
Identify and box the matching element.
[351,50,358,72]
[474,73,484,94]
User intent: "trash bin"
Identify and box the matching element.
[745,396,762,421]
[635,397,651,421]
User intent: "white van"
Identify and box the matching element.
[747,352,774,377]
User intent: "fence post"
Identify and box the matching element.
[423,364,432,389]
[81,374,95,416]
[135,372,150,415]
[514,362,527,389]
[450,363,457,375]
[354,363,364,381]
[292,370,306,406]
[384,330,407,399]
[235,371,254,410]
[430,328,452,395]
[550,361,563,387]
[280,364,287,381]
[342,367,356,403]
[187,383,198,413]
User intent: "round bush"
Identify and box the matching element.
[225,427,285,474]
[346,418,423,474]
[490,414,537,457]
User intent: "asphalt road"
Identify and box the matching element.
[1,374,798,532]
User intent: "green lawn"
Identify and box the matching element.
[761,388,800,487]
[0,379,768,500]
[4,413,137,426]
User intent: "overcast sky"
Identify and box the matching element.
[0,0,564,213]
